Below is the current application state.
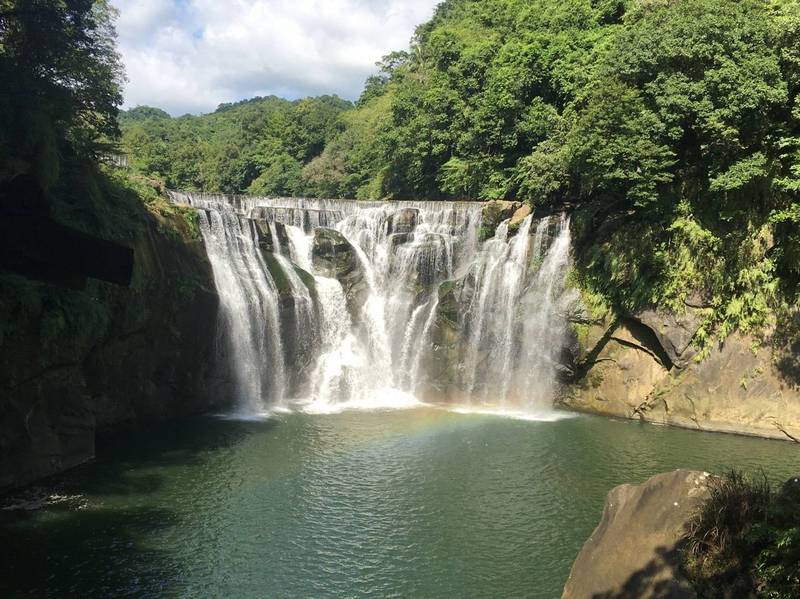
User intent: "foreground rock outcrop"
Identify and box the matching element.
[563,470,715,599]
[0,211,225,492]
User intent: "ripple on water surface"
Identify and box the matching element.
[1,408,799,599]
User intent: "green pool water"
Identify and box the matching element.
[2,409,798,598]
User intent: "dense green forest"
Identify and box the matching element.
[121,0,800,345]
[120,95,352,197]
[0,0,198,242]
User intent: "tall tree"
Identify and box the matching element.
[0,0,124,188]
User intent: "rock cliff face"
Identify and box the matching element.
[562,470,714,599]
[421,276,474,403]
[312,227,369,320]
[559,301,800,442]
[0,211,225,492]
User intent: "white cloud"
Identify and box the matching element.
[111,0,440,115]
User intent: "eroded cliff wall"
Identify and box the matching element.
[559,284,800,442]
[0,211,226,492]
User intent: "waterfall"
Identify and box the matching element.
[170,191,573,415]
[516,215,573,407]
[305,276,360,409]
[194,206,286,413]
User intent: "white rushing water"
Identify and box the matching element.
[170,191,572,416]
[194,205,286,413]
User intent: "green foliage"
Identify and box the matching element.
[118,105,170,123]
[556,0,800,344]
[684,472,800,598]
[0,0,124,189]
[120,95,352,194]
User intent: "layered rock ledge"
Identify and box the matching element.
[559,302,800,442]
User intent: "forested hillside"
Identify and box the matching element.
[122,0,800,346]
[120,95,351,197]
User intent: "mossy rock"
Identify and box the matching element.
[261,251,292,296]
[481,200,522,236]
[312,227,369,321]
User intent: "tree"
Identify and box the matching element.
[0,0,124,188]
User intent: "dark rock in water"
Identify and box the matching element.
[260,250,320,391]
[418,274,475,403]
[253,219,290,255]
[261,251,293,296]
[293,264,318,299]
[392,232,451,292]
[387,208,418,235]
[389,232,412,248]
[562,470,714,599]
[312,227,369,320]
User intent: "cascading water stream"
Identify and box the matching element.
[516,214,573,407]
[170,191,573,415]
[194,206,286,412]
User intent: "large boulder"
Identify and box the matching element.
[481,200,523,236]
[312,227,369,320]
[632,302,705,369]
[563,470,715,599]
[509,204,532,229]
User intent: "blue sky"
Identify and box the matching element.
[111,0,441,116]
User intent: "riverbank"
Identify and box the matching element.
[557,291,800,443]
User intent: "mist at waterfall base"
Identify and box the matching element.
[172,192,574,418]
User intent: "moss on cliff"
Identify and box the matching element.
[0,165,224,492]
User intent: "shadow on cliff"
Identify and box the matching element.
[772,309,800,389]
[590,545,696,599]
